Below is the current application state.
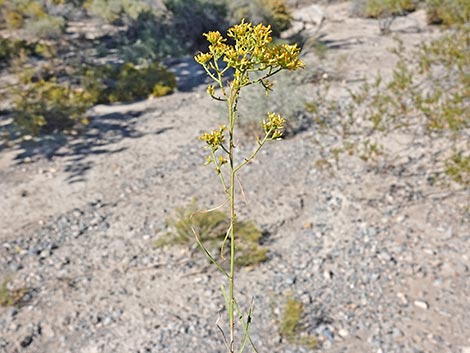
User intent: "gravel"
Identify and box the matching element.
[1,3,469,353]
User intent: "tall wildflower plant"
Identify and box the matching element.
[194,20,303,352]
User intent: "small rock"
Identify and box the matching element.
[39,249,51,259]
[323,270,333,280]
[20,335,33,348]
[396,292,408,305]
[338,329,349,338]
[392,327,403,337]
[461,347,470,353]
[413,300,429,310]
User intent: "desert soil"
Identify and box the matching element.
[1,2,469,353]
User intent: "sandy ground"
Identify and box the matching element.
[1,3,469,353]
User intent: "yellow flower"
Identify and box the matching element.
[262,112,286,138]
[200,125,227,150]
[194,52,213,65]
[204,31,225,46]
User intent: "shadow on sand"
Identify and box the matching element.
[6,109,146,183]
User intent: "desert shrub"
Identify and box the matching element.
[0,37,33,64]
[425,0,470,25]
[0,37,56,68]
[0,278,28,307]
[237,69,310,137]
[351,0,417,33]
[166,0,228,51]
[83,61,176,104]
[278,295,317,349]
[365,0,416,18]
[120,0,227,63]
[9,68,95,135]
[306,28,470,186]
[229,0,291,37]
[84,0,151,23]
[0,0,65,37]
[120,10,183,63]
[23,14,65,38]
[156,200,268,267]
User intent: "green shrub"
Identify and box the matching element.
[229,0,291,37]
[0,0,65,37]
[425,0,470,25]
[351,0,417,33]
[0,37,56,66]
[0,37,32,64]
[84,0,150,23]
[237,69,309,137]
[445,153,470,185]
[84,61,176,104]
[120,10,183,63]
[156,200,268,267]
[166,0,228,51]
[0,278,28,307]
[365,0,416,18]
[23,14,65,38]
[279,295,317,349]
[9,69,95,135]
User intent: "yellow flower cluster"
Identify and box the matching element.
[194,20,304,81]
[200,125,227,150]
[262,112,286,139]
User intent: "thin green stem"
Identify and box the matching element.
[234,128,274,173]
[210,148,228,194]
[228,87,236,353]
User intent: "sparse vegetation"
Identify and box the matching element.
[425,0,470,25]
[351,0,417,33]
[279,295,317,349]
[229,0,292,37]
[156,200,267,267]
[0,0,65,38]
[0,278,28,307]
[8,67,95,135]
[306,27,470,187]
[83,62,176,104]
[237,69,310,137]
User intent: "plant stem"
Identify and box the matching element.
[228,91,236,353]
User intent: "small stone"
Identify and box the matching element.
[413,300,429,309]
[338,329,349,338]
[397,292,408,305]
[461,347,470,353]
[303,222,313,229]
[20,335,33,348]
[39,250,51,259]
[323,270,333,280]
[392,327,403,337]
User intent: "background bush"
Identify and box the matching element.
[228,0,291,37]
[425,0,470,25]
[0,0,65,38]
[9,69,95,135]
[83,62,176,104]
[237,69,310,137]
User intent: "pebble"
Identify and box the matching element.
[20,335,33,348]
[397,292,408,305]
[413,300,429,310]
